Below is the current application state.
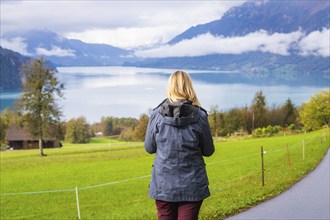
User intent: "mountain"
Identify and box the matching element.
[126,0,330,86]
[1,30,135,67]
[127,52,329,86]
[169,0,330,44]
[0,46,30,90]
[0,46,57,90]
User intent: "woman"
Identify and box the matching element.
[144,70,215,220]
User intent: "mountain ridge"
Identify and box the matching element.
[0,46,57,90]
[169,0,330,44]
[1,29,135,67]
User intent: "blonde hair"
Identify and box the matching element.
[166,70,201,107]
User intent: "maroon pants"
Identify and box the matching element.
[155,200,203,220]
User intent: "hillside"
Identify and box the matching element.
[169,0,330,44]
[0,47,29,90]
[0,47,57,90]
[126,52,329,86]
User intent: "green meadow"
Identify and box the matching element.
[0,129,329,220]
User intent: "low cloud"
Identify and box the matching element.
[35,46,75,57]
[1,37,31,56]
[135,29,330,58]
[66,26,178,50]
[298,28,330,57]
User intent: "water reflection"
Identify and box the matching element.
[1,66,326,122]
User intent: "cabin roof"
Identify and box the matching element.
[5,125,55,141]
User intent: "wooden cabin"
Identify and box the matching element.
[5,125,61,150]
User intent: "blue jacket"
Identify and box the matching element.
[144,99,215,202]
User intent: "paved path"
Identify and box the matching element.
[227,149,330,220]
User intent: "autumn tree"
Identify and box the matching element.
[16,58,64,156]
[208,105,221,137]
[134,113,149,141]
[299,90,330,131]
[0,109,22,146]
[65,116,92,143]
[241,106,253,133]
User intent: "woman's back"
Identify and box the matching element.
[145,99,214,202]
[144,70,215,219]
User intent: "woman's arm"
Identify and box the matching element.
[144,110,158,154]
[199,110,215,157]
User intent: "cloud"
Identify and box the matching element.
[0,37,31,56]
[135,28,330,58]
[1,1,245,49]
[66,26,181,50]
[135,30,305,58]
[35,46,76,57]
[298,28,330,57]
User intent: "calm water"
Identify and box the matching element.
[0,66,326,122]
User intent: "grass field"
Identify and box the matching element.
[0,129,329,220]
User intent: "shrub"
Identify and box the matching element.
[288,124,296,131]
[253,125,280,137]
[118,128,135,141]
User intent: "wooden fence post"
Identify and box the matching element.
[261,146,265,186]
[324,131,327,141]
[302,140,305,160]
[286,144,291,168]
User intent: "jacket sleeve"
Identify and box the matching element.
[199,110,215,157]
[144,110,158,154]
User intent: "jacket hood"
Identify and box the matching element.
[159,99,200,127]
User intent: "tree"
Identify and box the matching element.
[1,109,20,146]
[100,116,113,136]
[281,98,297,127]
[208,105,220,137]
[241,106,253,134]
[65,116,92,143]
[224,108,245,135]
[0,115,6,145]
[16,58,64,156]
[218,111,226,136]
[251,90,267,129]
[299,90,330,131]
[268,104,282,126]
[134,113,149,141]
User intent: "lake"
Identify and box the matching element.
[0,66,327,122]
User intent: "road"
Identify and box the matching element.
[227,149,330,220]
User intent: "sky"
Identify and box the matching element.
[0,0,246,49]
[0,0,329,58]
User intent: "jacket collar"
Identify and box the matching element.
[158,99,200,127]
